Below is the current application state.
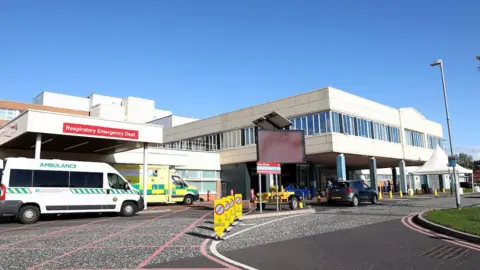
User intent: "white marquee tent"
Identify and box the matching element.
[413,145,473,175]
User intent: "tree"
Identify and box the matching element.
[456,153,475,170]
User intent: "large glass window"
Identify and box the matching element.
[427,135,443,149]
[186,170,202,178]
[202,181,217,193]
[307,115,314,135]
[405,129,425,147]
[33,170,69,187]
[301,117,307,135]
[187,180,202,190]
[332,112,341,133]
[9,169,33,187]
[202,171,217,179]
[70,172,103,188]
[313,114,320,134]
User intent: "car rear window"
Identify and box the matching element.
[331,182,349,189]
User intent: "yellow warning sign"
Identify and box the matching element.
[228,196,235,225]
[213,199,225,238]
[223,197,231,228]
[234,194,243,220]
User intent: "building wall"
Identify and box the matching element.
[88,94,123,108]
[0,100,90,127]
[89,103,125,121]
[123,97,156,123]
[34,92,91,111]
[172,115,198,127]
[163,86,443,166]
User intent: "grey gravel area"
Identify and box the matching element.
[37,247,159,270]
[146,247,204,265]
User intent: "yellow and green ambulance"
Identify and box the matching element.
[113,164,199,205]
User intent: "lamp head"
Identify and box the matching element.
[430,59,443,66]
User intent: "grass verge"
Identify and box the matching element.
[425,208,480,236]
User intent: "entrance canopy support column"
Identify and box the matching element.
[143,143,149,210]
[336,154,346,181]
[369,157,378,191]
[399,160,407,194]
[35,134,42,160]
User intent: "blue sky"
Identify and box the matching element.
[0,1,478,152]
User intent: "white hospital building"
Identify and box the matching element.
[0,86,447,199]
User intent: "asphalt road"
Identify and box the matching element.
[0,196,478,269]
[158,196,480,270]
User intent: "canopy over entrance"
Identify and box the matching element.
[0,110,163,155]
[412,145,472,175]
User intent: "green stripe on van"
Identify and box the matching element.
[70,188,106,194]
[6,188,31,194]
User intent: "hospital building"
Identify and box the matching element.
[0,86,446,199]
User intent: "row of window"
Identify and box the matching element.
[7,169,125,188]
[427,135,444,149]
[185,180,218,194]
[405,129,425,148]
[176,169,220,179]
[288,111,331,135]
[331,112,401,143]
[162,110,441,151]
[0,108,21,121]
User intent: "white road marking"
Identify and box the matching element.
[209,213,312,270]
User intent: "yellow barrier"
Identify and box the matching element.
[399,191,403,198]
[408,189,414,196]
[234,194,243,220]
[389,191,393,199]
[378,192,383,200]
[434,189,438,196]
[223,197,231,231]
[214,199,226,239]
[228,196,235,226]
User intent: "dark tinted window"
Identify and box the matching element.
[331,182,349,189]
[108,173,125,189]
[70,172,103,188]
[33,170,69,187]
[363,183,370,189]
[9,169,33,187]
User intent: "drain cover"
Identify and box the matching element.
[416,244,472,260]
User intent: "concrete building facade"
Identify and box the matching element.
[162,87,445,197]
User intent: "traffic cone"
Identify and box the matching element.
[442,188,446,193]
[389,191,393,199]
[399,191,403,198]
[378,192,383,200]
[434,189,438,196]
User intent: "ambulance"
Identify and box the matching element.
[0,158,144,224]
[114,164,199,205]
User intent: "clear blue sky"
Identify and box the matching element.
[0,1,478,149]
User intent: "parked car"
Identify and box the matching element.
[327,180,378,207]
[284,184,312,199]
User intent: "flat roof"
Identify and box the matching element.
[0,110,163,154]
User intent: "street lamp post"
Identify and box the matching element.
[430,59,461,209]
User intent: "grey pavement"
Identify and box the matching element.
[0,196,478,269]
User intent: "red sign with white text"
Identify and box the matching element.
[63,123,139,140]
[256,162,281,174]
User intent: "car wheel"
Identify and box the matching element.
[183,195,194,205]
[351,196,359,207]
[290,197,299,210]
[18,205,40,224]
[121,202,137,217]
[371,195,378,205]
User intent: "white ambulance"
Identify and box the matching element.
[0,158,145,224]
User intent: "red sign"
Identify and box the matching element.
[63,123,139,140]
[256,162,281,174]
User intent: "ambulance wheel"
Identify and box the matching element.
[289,197,299,210]
[18,205,40,224]
[120,202,137,217]
[183,195,194,205]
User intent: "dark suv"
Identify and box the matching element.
[327,180,378,207]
